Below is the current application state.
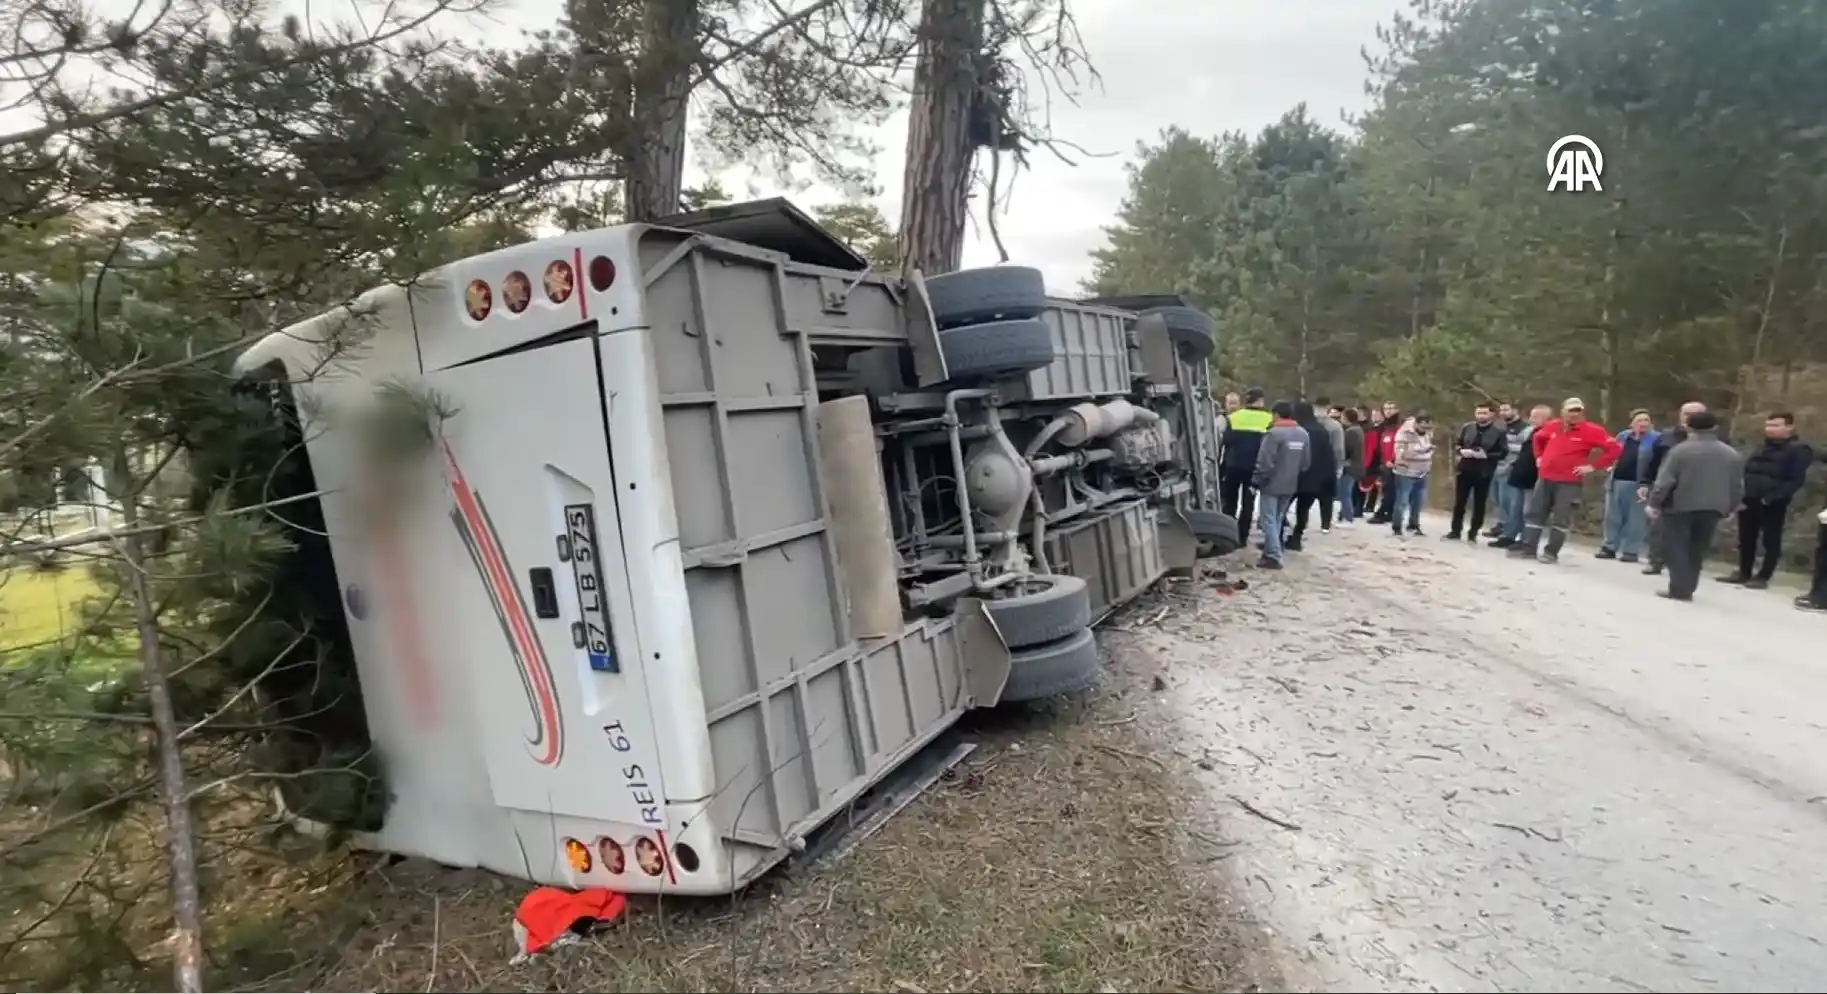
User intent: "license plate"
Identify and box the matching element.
[561,503,617,673]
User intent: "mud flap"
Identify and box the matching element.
[956,596,1013,707]
[1132,310,1178,384]
[1157,507,1199,578]
[901,268,952,388]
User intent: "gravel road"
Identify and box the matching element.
[1134,511,1827,993]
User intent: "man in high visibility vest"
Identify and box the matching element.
[1220,387,1273,546]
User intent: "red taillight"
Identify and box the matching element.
[464,279,492,321]
[634,837,664,876]
[597,837,626,874]
[562,837,591,873]
[544,260,575,304]
[588,255,616,291]
[503,271,532,314]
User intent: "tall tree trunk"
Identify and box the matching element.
[898,0,985,276]
[1298,288,1312,397]
[1733,222,1787,426]
[111,447,205,993]
[625,0,699,222]
[1409,171,1436,338]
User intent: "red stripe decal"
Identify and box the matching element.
[441,439,565,766]
[372,525,438,729]
[574,247,588,321]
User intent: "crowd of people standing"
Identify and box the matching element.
[1213,390,1827,608]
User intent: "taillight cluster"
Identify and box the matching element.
[560,833,665,877]
[464,254,616,322]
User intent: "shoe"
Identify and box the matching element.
[1595,548,1617,560]
[1489,537,1514,548]
[1254,557,1283,570]
[1482,527,1502,538]
[1717,573,1748,585]
[1795,596,1827,612]
[1321,526,1332,534]
[1506,545,1533,558]
[1642,563,1664,575]
[1746,577,1769,590]
[1538,551,1559,564]
[1391,528,1406,538]
[1409,527,1425,537]
[1619,553,1639,563]
[1658,590,1693,601]
[1444,532,1461,541]
[1285,534,1304,552]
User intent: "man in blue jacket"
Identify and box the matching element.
[1719,412,1815,589]
[1596,408,1658,562]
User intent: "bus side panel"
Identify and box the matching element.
[427,337,665,827]
[640,246,870,845]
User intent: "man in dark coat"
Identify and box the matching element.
[1447,401,1509,540]
[1797,501,1827,613]
[1490,404,1549,548]
[1288,401,1339,549]
[1338,407,1366,524]
[1719,411,1815,589]
[1483,402,1527,537]
[1219,388,1272,547]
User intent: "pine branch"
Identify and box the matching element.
[0,489,330,559]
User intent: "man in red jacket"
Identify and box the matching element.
[1507,397,1623,564]
[1367,402,1402,524]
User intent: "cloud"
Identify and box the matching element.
[839,0,1393,292]
[14,0,1394,297]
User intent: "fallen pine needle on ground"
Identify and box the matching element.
[263,586,1280,994]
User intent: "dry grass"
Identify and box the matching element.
[266,583,1277,994]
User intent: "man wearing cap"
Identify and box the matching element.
[1508,397,1622,564]
[1646,410,1743,601]
[1636,401,1706,575]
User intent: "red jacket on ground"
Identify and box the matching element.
[1531,418,1623,483]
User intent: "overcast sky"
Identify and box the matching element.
[485,0,1394,291]
[848,0,1394,292]
[11,0,1393,292]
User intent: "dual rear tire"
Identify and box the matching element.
[983,574,1102,703]
[925,266,1055,382]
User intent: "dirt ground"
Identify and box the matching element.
[275,582,1283,994]
[1145,510,1827,993]
[212,500,1827,993]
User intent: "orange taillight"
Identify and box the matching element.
[562,837,591,873]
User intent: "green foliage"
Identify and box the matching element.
[813,200,899,269]
[1090,0,1827,431]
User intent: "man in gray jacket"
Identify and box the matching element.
[1252,400,1311,570]
[1646,411,1744,602]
